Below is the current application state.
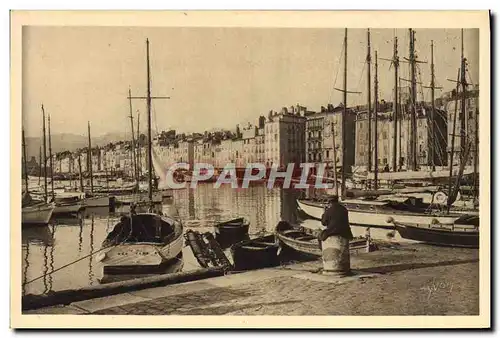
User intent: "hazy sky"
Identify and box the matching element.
[22,26,479,138]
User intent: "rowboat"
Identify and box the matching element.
[214,217,250,249]
[275,221,370,257]
[22,202,55,225]
[297,198,469,230]
[96,212,184,275]
[230,234,279,271]
[388,215,479,248]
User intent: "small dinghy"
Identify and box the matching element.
[230,234,279,271]
[388,215,479,248]
[275,221,371,258]
[214,217,250,248]
[97,212,184,275]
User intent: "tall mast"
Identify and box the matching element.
[38,146,42,185]
[146,39,153,202]
[409,29,418,171]
[473,105,478,205]
[366,28,372,172]
[22,128,29,193]
[373,51,379,189]
[430,41,436,171]
[423,41,441,171]
[128,87,138,183]
[42,104,48,202]
[341,28,348,198]
[48,115,54,197]
[447,69,461,212]
[78,152,84,193]
[137,112,141,178]
[398,77,403,171]
[331,123,338,194]
[460,28,467,155]
[87,121,94,194]
[392,37,399,172]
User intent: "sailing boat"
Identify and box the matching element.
[22,127,55,226]
[97,39,184,278]
[297,29,475,229]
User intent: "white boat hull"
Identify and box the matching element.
[83,196,110,207]
[297,199,463,229]
[115,192,163,205]
[22,203,54,225]
[53,203,83,214]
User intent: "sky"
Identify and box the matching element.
[22,26,479,138]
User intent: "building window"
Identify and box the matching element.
[326,150,330,158]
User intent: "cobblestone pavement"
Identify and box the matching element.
[89,244,479,316]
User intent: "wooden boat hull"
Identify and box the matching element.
[230,234,279,271]
[393,219,479,248]
[98,213,184,274]
[98,253,184,283]
[22,203,54,225]
[214,217,250,249]
[297,199,464,230]
[275,221,369,257]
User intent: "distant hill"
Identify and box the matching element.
[23,132,134,160]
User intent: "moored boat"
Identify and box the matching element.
[52,195,84,215]
[214,217,250,248]
[22,202,55,225]
[114,191,163,205]
[297,198,470,230]
[275,221,371,257]
[230,234,279,271]
[388,215,479,248]
[96,212,184,275]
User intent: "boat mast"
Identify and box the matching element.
[22,128,29,193]
[460,28,467,155]
[48,115,54,197]
[446,69,461,212]
[333,28,360,198]
[373,51,379,190]
[42,104,48,202]
[78,152,84,192]
[429,41,436,171]
[398,77,403,171]
[136,112,141,178]
[87,121,94,194]
[38,146,42,185]
[341,28,347,198]
[366,29,372,173]
[331,123,338,194]
[408,29,418,171]
[128,87,138,184]
[146,39,153,202]
[392,37,399,172]
[473,105,478,205]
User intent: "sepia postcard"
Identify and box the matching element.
[11,10,490,329]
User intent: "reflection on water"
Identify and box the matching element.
[21,185,300,295]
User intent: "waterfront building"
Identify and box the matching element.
[305,104,356,172]
[354,100,448,171]
[264,106,306,168]
[445,86,479,167]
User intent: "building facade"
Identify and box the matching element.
[264,107,306,168]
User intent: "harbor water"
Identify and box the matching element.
[21,184,406,296]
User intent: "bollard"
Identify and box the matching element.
[321,235,351,277]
